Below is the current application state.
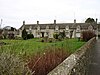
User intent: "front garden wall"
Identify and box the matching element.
[48,37,96,75]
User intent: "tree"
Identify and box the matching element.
[85,18,95,23]
[11,27,14,31]
[22,29,27,40]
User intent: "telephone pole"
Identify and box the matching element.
[0,19,3,29]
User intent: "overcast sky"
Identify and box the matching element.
[0,0,100,29]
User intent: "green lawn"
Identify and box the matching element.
[0,38,85,56]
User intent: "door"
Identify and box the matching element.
[41,32,44,37]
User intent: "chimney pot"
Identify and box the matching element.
[74,19,76,24]
[23,21,25,25]
[54,20,56,25]
[37,21,39,25]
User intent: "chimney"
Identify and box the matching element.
[54,20,56,25]
[23,21,25,25]
[96,18,98,24]
[37,21,39,25]
[22,21,25,30]
[74,19,76,24]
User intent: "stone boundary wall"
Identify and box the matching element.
[48,37,96,75]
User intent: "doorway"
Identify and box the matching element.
[41,32,44,37]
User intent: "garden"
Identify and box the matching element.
[0,38,85,75]
[0,30,95,75]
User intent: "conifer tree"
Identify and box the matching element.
[22,29,27,40]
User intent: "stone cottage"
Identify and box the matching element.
[19,19,98,38]
[2,26,17,39]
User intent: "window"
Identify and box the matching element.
[29,26,32,30]
[65,26,69,30]
[88,25,93,30]
[76,25,80,30]
[55,26,59,30]
[29,30,32,34]
[37,26,40,30]
[46,25,49,29]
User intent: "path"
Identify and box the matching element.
[88,39,100,75]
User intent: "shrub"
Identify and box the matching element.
[53,33,59,39]
[41,39,44,42]
[3,34,7,39]
[59,31,66,39]
[53,31,65,40]
[58,35,62,41]
[8,33,15,39]
[81,30,96,41]
[0,52,32,75]
[48,38,53,43]
[0,42,6,46]
[15,37,23,40]
[0,35,3,39]
[27,34,34,39]
[43,36,48,42]
[40,38,53,43]
[27,48,70,75]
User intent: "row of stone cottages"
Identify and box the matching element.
[0,19,100,39]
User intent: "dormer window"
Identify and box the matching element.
[29,30,32,34]
[29,26,32,30]
[46,25,49,29]
[55,26,59,30]
[65,26,69,30]
[88,25,93,30]
[76,25,80,30]
[37,26,40,30]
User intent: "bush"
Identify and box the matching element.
[0,52,32,75]
[59,31,66,39]
[15,37,23,40]
[41,39,44,42]
[0,42,6,46]
[27,34,34,39]
[48,38,53,43]
[8,33,15,39]
[3,34,7,39]
[53,31,65,40]
[27,48,70,75]
[0,35,3,39]
[53,33,59,39]
[81,30,96,41]
[22,29,34,40]
[40,38,53,43]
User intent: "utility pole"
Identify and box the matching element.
[0,19,3,29]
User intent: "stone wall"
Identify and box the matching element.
[48,37,96,75]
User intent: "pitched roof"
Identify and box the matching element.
[71,23,97,29]
[19,23,97,30]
